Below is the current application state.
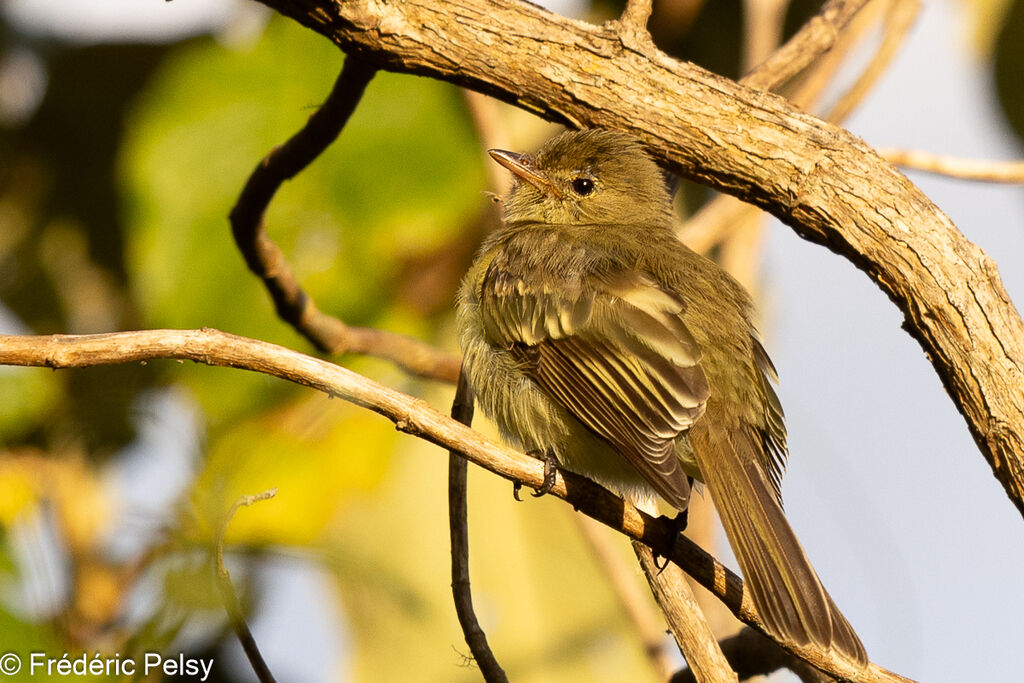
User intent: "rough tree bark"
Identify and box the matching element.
[252,0,1024,518]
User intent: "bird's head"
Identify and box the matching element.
[490,129,674,227]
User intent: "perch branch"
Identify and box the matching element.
[0,328,913,683]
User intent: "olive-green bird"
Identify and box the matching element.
[456,129,867,667]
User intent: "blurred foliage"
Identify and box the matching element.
[994,0,1024,143]
[121,17,486,424]
[1,41,172,455]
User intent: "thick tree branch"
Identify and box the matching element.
[254,0,1024,519]
[0,329,912,683]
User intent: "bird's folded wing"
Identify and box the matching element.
[480,267,710,508]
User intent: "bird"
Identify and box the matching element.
[456,128,868,668]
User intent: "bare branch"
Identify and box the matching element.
[617,0,654,43]
[825,0,920,123]
[634,542,738,683]
[879,149,1024,184]
[215,488,280,683]
[228,57,460,383]
[0,328,915,683]
[742,0,871,91]
[448,371,508,681]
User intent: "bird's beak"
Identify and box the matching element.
[488,149,563,198]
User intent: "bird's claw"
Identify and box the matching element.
[654,508,689,574]
[531,448,559,497]
[511,448,559,501]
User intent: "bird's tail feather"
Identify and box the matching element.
[692,421,868,668]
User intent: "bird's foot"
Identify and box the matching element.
[532,448,560,497]
[513,448,560,501]
[654,508,689,573]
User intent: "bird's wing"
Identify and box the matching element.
[752,335,788,502]
[479,266,709,508]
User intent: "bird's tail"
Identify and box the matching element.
[691,420,868,669]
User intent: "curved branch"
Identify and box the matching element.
[215,488,280,683]
[0,329,912,683]
[447,372,508,681]
[228,57,460,383]
[255,0,1024,518]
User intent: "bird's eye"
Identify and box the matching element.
[570,176,595,196]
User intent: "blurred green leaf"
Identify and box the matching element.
[120,16,484,424]
[0,367,58,444]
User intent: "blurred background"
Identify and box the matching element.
[0,0,1022,680]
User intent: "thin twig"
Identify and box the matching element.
[451,90,512,681]
[619,0,654,37]
[215,488,279,683]
[742,0,872,91]
[448,370,508,681]
[0,328,915,683]
[634,542,737,683]
[825,0,920,122]
[879,149,1024,184]
[228,57,460,383]
[611,0,657,53]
